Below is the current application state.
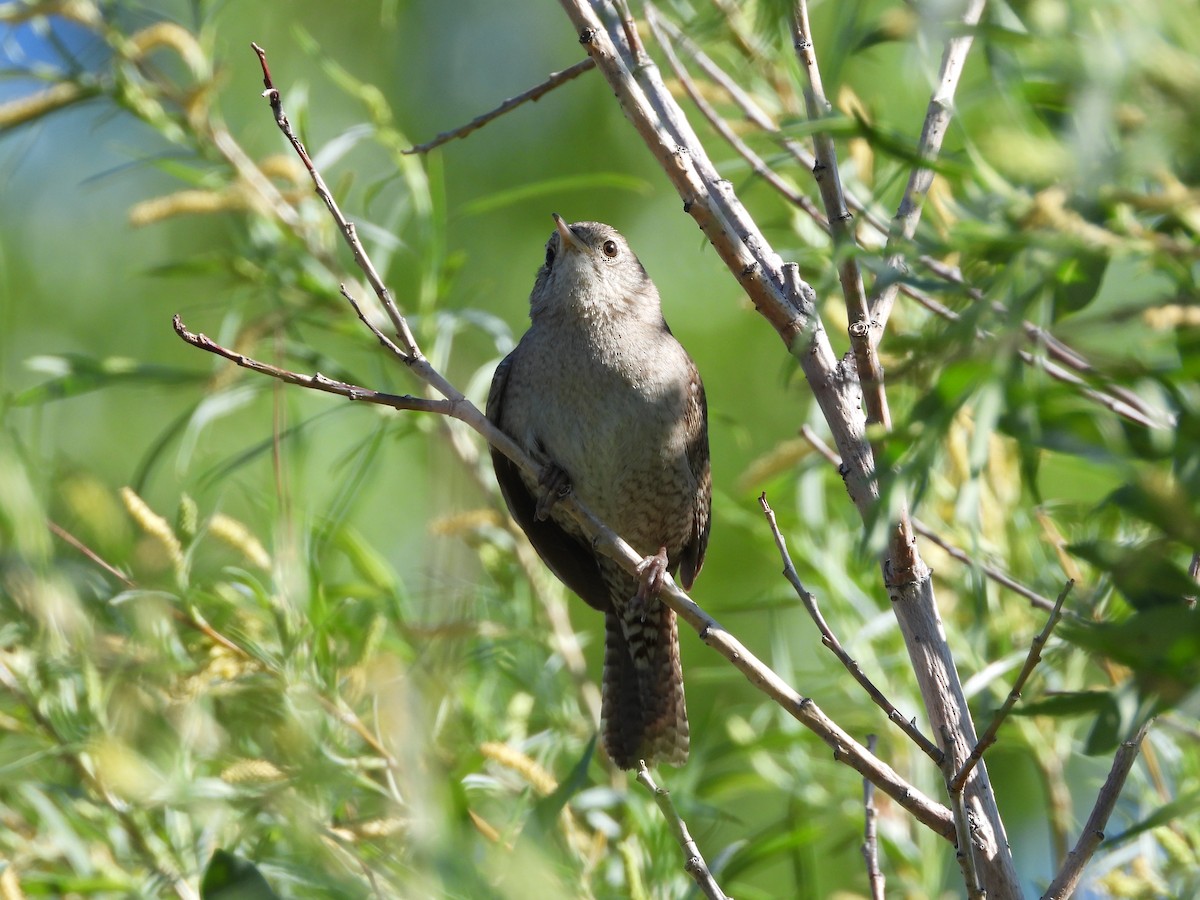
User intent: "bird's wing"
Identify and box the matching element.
[678,360,711,590]
[486,351,611,613]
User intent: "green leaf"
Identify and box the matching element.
[519,733,596,844]
[1053,249,1109,319]
[1069,539,1199,609]
[1013,690,1114,718]
[12,354,204,405]
[1101,790,1200,848]
[200,850,280,900]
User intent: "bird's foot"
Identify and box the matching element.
[534,463,572,521]
[631,546,670,622]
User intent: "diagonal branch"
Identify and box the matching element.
[868,0,989,332]
[404,58,596,155]
[791,0,889,429]
[760,494,943,763]
[1041,721,1152,900]
[636,763,728,900]
[951,580,1072,792]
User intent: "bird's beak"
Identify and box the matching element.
[552,213,585,253]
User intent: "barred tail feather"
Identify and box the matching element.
[601,607,689,769]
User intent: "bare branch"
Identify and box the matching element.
[172,315,453,415]
[404,58,595,155]
[636,763,728,900]
[48,519,135,588]
[914,519,1061,614]
[759,494,943,764]
[790,0,889,429]
[869,0,988,331]
[951,580,1073,792]
[1041,721,1152,900]
[861,734,886,900]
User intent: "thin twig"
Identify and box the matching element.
[1040,720,1152,900]
[868,0,988,332]
[759,494,943,764]
[252,42,420,359]
[403,58,595,155]
[47,520,136,588]
[951,783,985,900]
[172,315,453,414]
[646,6,821,221]
[635,762,728,900]
[790,0,888,429]
[914,518,1061,614]
[951,580,1072,792]
[862,734,886,900]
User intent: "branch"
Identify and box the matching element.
[861,734,886,900]
[1040,720,1152,900]
[791,0,889,429]
[868,0,988,332]
[172,315,453,414]
[403,58,595,155]
[635,762,728,900]
[759,494,943,764]
[951,580,1072,792]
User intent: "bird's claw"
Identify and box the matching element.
[535,463,572,521]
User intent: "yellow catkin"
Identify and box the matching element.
[128,188,249,226]
[207,514,271,570]
[1144,304,1200,330]
[120,487,185,576]
[0,82,88,130]
[220,759,286,784]
[125,21,207,78]
[479,742,556,796]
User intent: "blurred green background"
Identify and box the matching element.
[2,0,1199,897]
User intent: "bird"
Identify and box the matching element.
[486,214,711,769]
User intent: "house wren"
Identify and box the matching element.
[487,214,711,768]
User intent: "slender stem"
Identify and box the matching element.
[951,580,1072,791]
[869,0,988,332]
[1040,721,1152,900]
[636,763,728,900]
[862,734,886,900]
[760,494,943,764]
[790,0,888,429]
[404,59,595,155]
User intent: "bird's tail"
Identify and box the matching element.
[601,605,689,769]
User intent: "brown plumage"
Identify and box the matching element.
[486,215,711,768]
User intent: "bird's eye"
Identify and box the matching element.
[602,240,619,258]
[545,244,556,267]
